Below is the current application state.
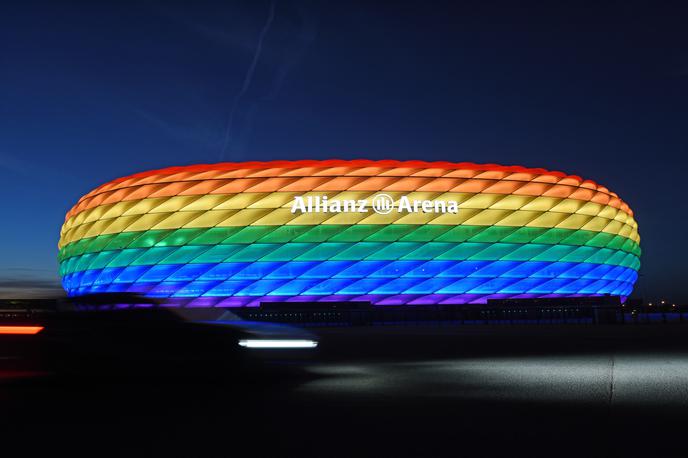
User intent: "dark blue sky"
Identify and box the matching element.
[1,0,686,300]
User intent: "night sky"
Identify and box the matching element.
[1,1,686,300]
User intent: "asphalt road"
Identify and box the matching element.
[3,324,688,457]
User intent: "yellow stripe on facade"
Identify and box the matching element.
[59,204,641,248]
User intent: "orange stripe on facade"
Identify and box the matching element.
[64,161,634,221]
[65,178,634,224]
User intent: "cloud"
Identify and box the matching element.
[220,2,318,160]
[135,1,318,161]
[0,150,77,180]
[219,1,277,161]
[134,108,221,149]
[146,1,259,53]
[0,151,32,176]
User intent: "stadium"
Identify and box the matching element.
[58,160,641,307]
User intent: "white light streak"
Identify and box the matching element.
[238,339,318,349]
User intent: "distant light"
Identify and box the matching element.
[0,325,44,335]
[238,339,318,349]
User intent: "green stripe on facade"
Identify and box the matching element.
[59,225,641,262]
[59,241,641,276]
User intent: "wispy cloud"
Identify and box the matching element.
[134,108,220,149]
[229,3,318,158]
[0,151,32,176]
[0,150,75,180]
[146,1,259,54]
[219,1,276,161]
[137,1,318,161]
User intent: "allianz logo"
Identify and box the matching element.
[291,194,460,215]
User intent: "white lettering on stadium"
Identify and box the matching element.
[290,195,459,215]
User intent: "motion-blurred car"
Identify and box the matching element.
[0,294,318,379]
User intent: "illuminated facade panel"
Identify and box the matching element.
[58,160,640,306]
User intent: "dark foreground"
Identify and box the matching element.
[3,324,688,457]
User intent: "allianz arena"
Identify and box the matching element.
[58,160,640,307]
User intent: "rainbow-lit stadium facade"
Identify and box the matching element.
[58,160,640,307]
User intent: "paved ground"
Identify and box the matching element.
[3,324,688,457]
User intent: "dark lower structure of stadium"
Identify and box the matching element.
[236,295,625,325]
[5,295,685,327]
